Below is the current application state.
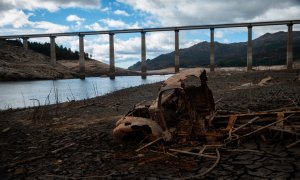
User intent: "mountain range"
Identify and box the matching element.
[128,31,300,70]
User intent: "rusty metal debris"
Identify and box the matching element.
[113,69,216,142]
[112,68,300,178]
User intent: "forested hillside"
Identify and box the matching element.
[129,31,300,70]
[6,40,90,60]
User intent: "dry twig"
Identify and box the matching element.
[181,148,220,179]
[169,149,217,159]
[51,143,75,154]
[136,137,163,152]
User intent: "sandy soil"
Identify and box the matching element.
[59,59,140,77]
[0,40,140,81]
[0,69,300,179]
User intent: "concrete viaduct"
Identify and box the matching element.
[1,20,300,79]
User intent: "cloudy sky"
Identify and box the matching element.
[0,0,299,68]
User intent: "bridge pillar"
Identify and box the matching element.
[109,33,115,79]
[79,35,85,79]
[141,31,147,79]
[287,23,293,69]
[175,30,180,73]
[22,37,28,51]
[210,28,215,72]
[247,25,253,71]
[50,36,56,65]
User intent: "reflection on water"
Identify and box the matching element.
[0,75,172,110]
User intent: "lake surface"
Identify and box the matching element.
[0,75,172,110]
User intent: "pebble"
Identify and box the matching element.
[268,172,290,178]
[221,164,234,171]
[245,162,263,170]
[13,167,27,176]
[247,167,272,177]
[231,160,253,165]
[265,165,294,173]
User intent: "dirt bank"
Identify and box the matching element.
[0,40,139,81]
[0,69,300,179]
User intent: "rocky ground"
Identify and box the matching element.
[0,40,139,81]
[59,60,140,77]
[0,69,300,179]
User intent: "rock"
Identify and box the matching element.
[13,167,27,176]
[145,177,159,180]
[265,165,294,173]
[2,127,10,133]
[295,171,300,178]
[231,160,253,165]
[239,174,255,179]
[211,170,232,176]
[221,164,235,171]
[268,172,290,178]
[247,168,272,177]
[245,162,263,170]
[52,159,63,165]
[235,154,254,160]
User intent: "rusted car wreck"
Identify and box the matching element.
[113,69,300,144]
[113,69,217,143]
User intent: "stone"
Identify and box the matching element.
[246,162,263,170]
[221,164,234,171]
[231,160,253,165]
[235,154,253,160]
[247,168,272,177]
[239,174,255,179]
[13,167,27,176]
[268,172,290,178]
[295,172,300,178]
[265,165,294,173]
[211,170,231,176]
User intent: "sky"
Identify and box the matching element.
[0,0,300,68]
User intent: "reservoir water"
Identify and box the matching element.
[0,75,172,110]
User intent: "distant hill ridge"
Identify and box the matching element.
[6,40,90,60]
[128,31,300,70]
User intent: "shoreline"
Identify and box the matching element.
[2,63,300,81]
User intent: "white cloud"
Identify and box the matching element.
[100,18,140,29]
[0,0,100,13]
[118,0,300,26]
[85,22,108,31]
[100,19,128,29]
[114,9,130,16]
[66,14,85,29]
[66,15,85,22]
[33,21,69,33]
[215,31,224,39]
[101,7,110,12]
[0,9,32,28]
